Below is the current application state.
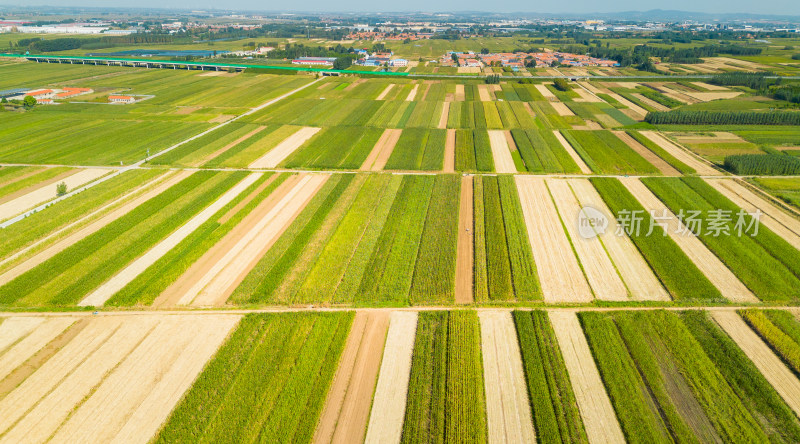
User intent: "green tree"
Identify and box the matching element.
[22,95,36,108]
[56,182,67,196]
[552,78,570,91]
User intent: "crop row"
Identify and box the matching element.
[454,129,494,172]
[510,128,582,174]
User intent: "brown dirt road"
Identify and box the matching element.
[313,311,390,444]
[438,102,450,130]
[443,129,456,172]
[455,176,474,304]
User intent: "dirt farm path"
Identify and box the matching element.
[443,129,456,173]
[515,177,593,303]
[612,131,680,176]
[620,177,757,303]
[248,126,321,169]
[455,176,474,304]
[364,311,418,444]
[712,311,800,416]
[78,173,263,307]
[361,129,401,171]
[638,131,720,175]
[547,179,628,301]
[376,84,395,100]
[406,84,419,101]
[0,170,191,286]
[479,311,536,444]
[438,102,450,130]
[314,311,390,444]
[488,130,517,173]
[549,311,625,444]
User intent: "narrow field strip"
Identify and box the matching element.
[553,130,592,174]
[478,84,492,101]
[630,93,670,111]
[438,102,450,129]
[574,87,603,103]
[638,131,719,175]
[0,167,72,204]
[0,168,111,221]
[0,169,179,277]
[707,179,800,250]
[620,177,757,303]
[0,317,76,381]
[249,126,321,168]
[361,129,401,171]
[0,317,45,355]
[365,311,418,444]
[314,311,390,444]
[534,84,555,99]
[550,101,575,116]
[192,125,266,167]
[515,177,593,303]
[406,84,419,101]
[712,311,800,417]
[479,311,536,444]
[548,311,625,444]
[611,131,680,176]
[443,129,456,172]
[548,179,627,301]
[376,84,395,100]
[455,176,474,304]
[78,173,263,307]
[568,179,669,301]
[606,93,648,119]
[180,174,328,306]
[488,130,517,174]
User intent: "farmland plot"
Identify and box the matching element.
[156,312,351,444]
[0,314,240,444]
[385,128,447,171]
[739,309,800,377]
[509,128,582,174]
[401,311,486,443]
[283,126,385,169]
[454,129,495,172]
[249,126,321,168]
[561,130,660,175]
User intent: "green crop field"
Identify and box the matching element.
[155,312,352,443]
[402,310,486,443]
[562,130,660,175]
[283,126,384,169]
[385,128,446,170]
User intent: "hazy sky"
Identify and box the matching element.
[1,0,798,16]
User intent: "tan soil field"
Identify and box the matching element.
[549,311,625,444]
[455,84,465,101]
[365,311,418,444]
[683,91,743,101]
[620,177,757,303]
[607,93,648,119]
[706,179,800,250]
[0,168,112,220]
[194,126,266,166]
[0,170,191,286]
[479,311,536,444]
[534,83,556,99]
[314,311,390,444]
[406,84,419,101]
[568,179,670,301]
[553,130,592,174]
[712,311,800,416]
[478,84,492,101]
[174,106,200,115]
[574,88,603,103]
[0,317,46,354]
[547,179,628,301]
[443,128,456,172]
[249,126,321,168]
[0,169,75,206]
[630,93,670,112]
[376,84,395,100]
[691,82,729,91]
[612,131,680,176]
[179,174,327,306]
[458,67,481,74]
[0,317,76,382]
[78,173,263,307]
[638,131,720,175]
[455,176,474,304]
[420,82,433,101]
[515,177,593,303]
[549,101,575,116]
[361,129,401,171]
[488,130,517,173]
[438,102,450,130]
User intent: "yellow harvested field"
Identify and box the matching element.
[706,179,800,250]
[177,174,327,306]
[574,88,603,103]
[477,84,492,101]
[488,130,517,173]
[438,101,450,129]
[606,93,648,119]
[549,101,575,116]
[361,129,401,171]
[0,317,76,381]
[534,83,555,99]
[620,177,757,303]
[0,317,45,354]
[0,170,190,286]
[406,84,419,101]
[479,311,536,444]
[78,173,263,307]
[553,130,592,174]
[612,131,680,176]
[376,84,395,100]
[547,179,628,301]
[630,93,670,112]
[568,179,670,301]
[248,126,321,168]
[515,177,593,303]
[691,82,729,91]
[443,128,455,172]
[549,311,625,444]
[0,168,112,220]
[638,131,720,175]
[454,84,465,101]
[682,91,743,101]
[455,176,474,304]
[711,311,800,417]
[314,311,390,444]
[365,311,418,444]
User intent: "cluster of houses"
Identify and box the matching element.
[0,87,138,105]
[345,31,434,41]
[439,51,619,70]
[291,49,408,69]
